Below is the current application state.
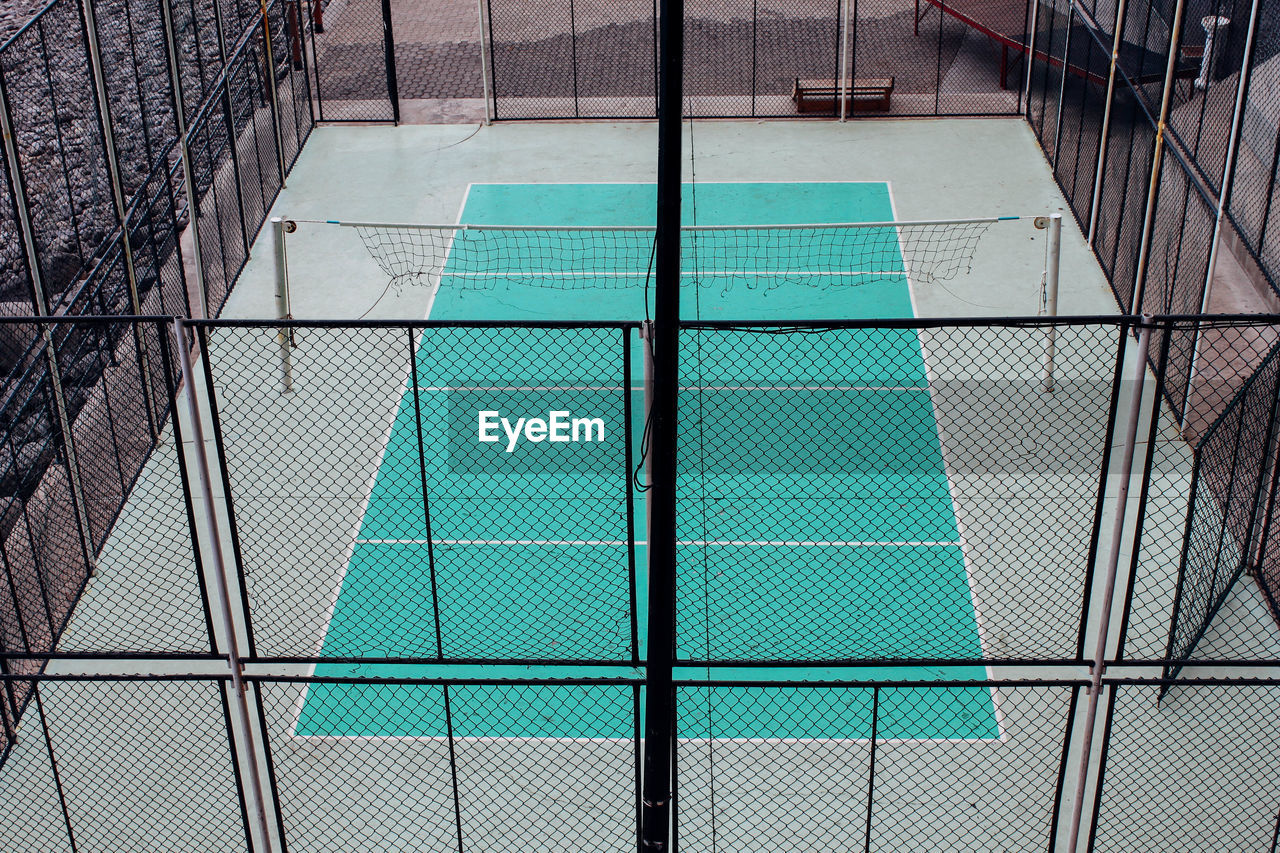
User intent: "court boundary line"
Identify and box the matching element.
[291,185,476,729]
[891,182,1003,736]
[293,180,1005,742]
[355,539,964,547]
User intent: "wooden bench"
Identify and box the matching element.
[792,77,894,113]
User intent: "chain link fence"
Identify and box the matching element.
[0,316,1272,851]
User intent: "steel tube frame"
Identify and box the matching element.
[0,68,96,577]
[1180,0,1263,431]
[1064,317,1152,853]
[641,0,684,844]
[160,0,212,319]
[173,317,278,853]
[477,0,493,123]
[839,0,852,121]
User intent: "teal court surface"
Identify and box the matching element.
[296,181,997,739]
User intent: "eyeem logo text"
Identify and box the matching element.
[478,410,606,452]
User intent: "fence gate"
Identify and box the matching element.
[297,0,400,122]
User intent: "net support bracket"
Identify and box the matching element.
[1064,316,1153,853]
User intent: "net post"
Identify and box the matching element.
[272,217,294,393]
[1041,213,1062,392]
[1064,316,1152,853]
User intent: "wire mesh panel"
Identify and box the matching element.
[676,683,875,851]
[684,0,841,118]
[128,159,194,319]
[675,322,1122,663]
[225,34,284,242]
[574,0,659,118]
[1091,680,1280,853]
[265,0,315,170]
[165,0,227,125]
[0,690,76,852]
[203,323,638,662]
[1138,152,1217,421]
[1090,82,1156,313]
[0,344,92,667]
[1226,14,1280,277]
[1113,0,1176,112]
[0,0,118,307]
[256,678,639,853]
[675,681,1076,853]
[450,683,638,850]
[89,0,181,203]
[187,95,250,317]
[1168,340,1280,665]
[305,0,398,122]
[1026,0,1070,165]
[487,0,580,119]
[1164,0,1251,195]
[31,677,250,852]
[51,318,213,655]
[1051,16,1108,229]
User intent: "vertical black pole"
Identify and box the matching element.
[381,0,400,123]
[642,0,683,845]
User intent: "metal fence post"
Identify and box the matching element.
[172,318,280,853]
[211,0,253,259]
[1050,7,1073,169]
[160,0,212,320]
[838,0,852,121]
[259,0,290,185]
[381,0,400,124]
[1021,0,1039,115]
[1064,316,1151,853]
[1180,0,1263,430]
[80,0,160,437]
[476,0,493,123]
[0,70,97,576]
[1129,0,1190,316]
[1086,0,1133,244]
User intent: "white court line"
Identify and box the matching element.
[355,539,963,547]
[442,270,908,277]
[415,385,930,392]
